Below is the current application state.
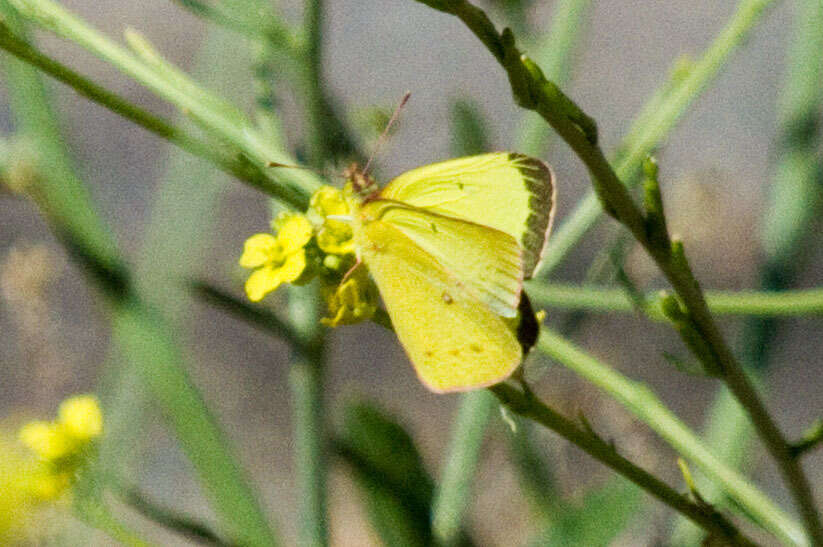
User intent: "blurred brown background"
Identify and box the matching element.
[1,1,821,544]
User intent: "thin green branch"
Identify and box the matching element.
[288,286,329,547]
[170,0,301,53]
[191,282,316,359]
[487,382,759,546]
[790,420,823,458]
[537,0,777,276]
[526,283,823,318]
[300,0,361,164]
[0,23,303,206]
[415,1,821,541]
[534,326,803,544]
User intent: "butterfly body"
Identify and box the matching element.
[347,152,555,393]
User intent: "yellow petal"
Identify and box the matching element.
[277,214,313,254]
[58,395,103,442]
[278,250,307,283]
[239,233,280,268]
[244,265,283,302]
[18,421,74,462]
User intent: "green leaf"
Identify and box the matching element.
[527,478,640,547]
[335,401,476,547]
[335,401,436,547]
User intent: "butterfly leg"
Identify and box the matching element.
[341,254,363,283]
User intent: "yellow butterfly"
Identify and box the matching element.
[346,152,555,393]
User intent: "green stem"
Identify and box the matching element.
[487,383,758,546]
[288,287,328,547]
[371,291,772,541]
[431,390,496,545]
[535,327,803,544]
[537,0,776,276]
[0,21,303,206]
[76,497,153,547]
[526,283,823,318]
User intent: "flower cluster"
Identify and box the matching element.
[0,395,103,541]
[18,395,103,500]
[240,185,377,326]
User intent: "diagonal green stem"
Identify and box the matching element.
[672,0,823,542]
[535,326,803,544]
[488,382,758,546]
[515,0,591,157]
[8,0,324,207]
[0,23,301,205]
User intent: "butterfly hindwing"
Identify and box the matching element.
[378,152,555,278]
[356,216,523,392]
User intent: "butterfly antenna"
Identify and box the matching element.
[363,91,411,176]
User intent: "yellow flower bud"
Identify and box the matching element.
[58,395,103,442]
[322,267,378,327]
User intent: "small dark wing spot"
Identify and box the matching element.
[457,182,464,190]
[469,343,482,353]
[441,291,453,304]
[430,222,438,233]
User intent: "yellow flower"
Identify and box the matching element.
[310,186,354,255]
[19,421,74,462]
[58,395,103,442]
[15,394,104,505]
[321,267,378,327]
[240,213,313,302]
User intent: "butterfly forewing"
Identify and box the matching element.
[378,152,555,278]
[362,200,523,318]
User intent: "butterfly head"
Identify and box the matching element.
[344,162,379,199]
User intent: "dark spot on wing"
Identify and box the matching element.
[442,291,453,304]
